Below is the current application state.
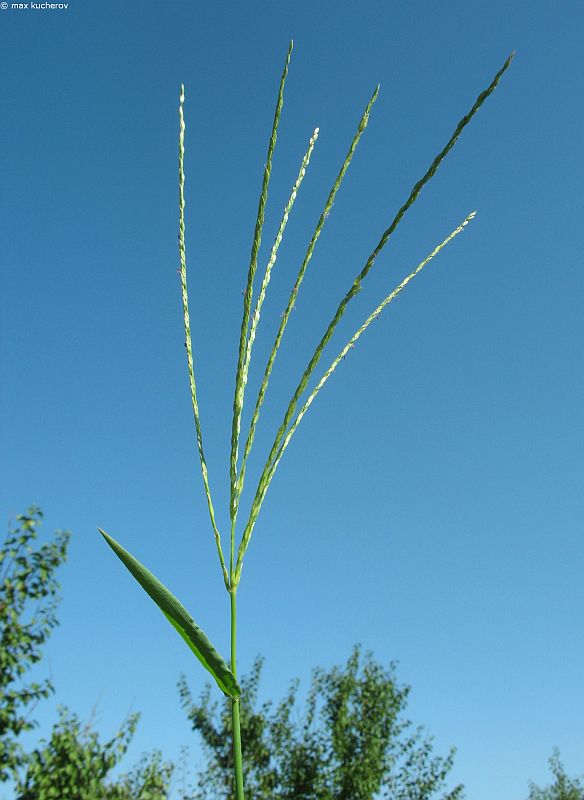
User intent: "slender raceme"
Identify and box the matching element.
[236,85,380,509]
[256,212,476,536]
[229,41,293,537]
[178,85,229,590]
[234,211,476,583]
[231,125,320,524]
[234,53,513,584]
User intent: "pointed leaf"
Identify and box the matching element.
[98,529,240,699]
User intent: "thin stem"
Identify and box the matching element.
[233,52,513,585]
[179,85,229,590]
[230,589,244,800]
[229,517,236,587]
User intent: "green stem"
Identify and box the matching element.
[230,588,245,800]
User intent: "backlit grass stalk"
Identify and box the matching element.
[226,44,293,796]
[99,44,512,800]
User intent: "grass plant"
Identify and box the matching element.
[99,42,513,799]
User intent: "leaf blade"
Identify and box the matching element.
[98,529,240,699]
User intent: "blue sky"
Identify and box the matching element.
[1,1,583,798]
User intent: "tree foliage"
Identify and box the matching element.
[8,507,573,800]
[1,507,173,798]
[15,707,173,800]
[527,750,584,800]
[179,646,464,800]
[0,507,70,780]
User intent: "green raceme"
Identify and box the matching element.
[99,529,240,699]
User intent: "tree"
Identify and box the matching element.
[0,507,70,781]
[527,750,584,800]
[1,507,174,797]
[116,749,174,800]
[178,646,464,800]
[15,707,173,800]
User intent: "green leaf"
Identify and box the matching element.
[98,529,240,699]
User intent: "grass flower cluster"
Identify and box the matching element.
[99,42,512,799]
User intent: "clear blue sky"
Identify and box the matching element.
[1,2,583,798]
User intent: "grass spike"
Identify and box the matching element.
[235,85,379,507]
[234,212,476,582]
[232,126,319,520]
[235,51,513,583]
[178,85,229,589]
[229,41,293,538]
[266,213,476,485]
